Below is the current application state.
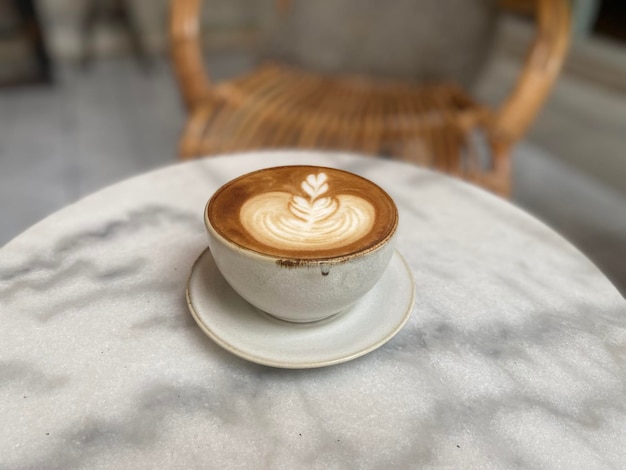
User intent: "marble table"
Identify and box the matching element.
[1,151,624,469]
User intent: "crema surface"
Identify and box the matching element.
[208,166,397,259]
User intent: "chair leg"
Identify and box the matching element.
[79,0,101,69]
[489,139,512,198]
[13,0,54,83]
[80,0,151,71]
[179,104,219,160]
[114,0,152,71]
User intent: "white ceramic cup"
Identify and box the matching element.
[204,166,398,323]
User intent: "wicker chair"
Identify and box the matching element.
[170,0,570,196]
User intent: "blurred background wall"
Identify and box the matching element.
[39,0,269,59]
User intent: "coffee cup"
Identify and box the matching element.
[204,165,398,322]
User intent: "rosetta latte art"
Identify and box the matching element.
[240,173,375,251]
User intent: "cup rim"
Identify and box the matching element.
[204,165,398,264]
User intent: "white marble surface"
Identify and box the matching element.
[1,152,624,469]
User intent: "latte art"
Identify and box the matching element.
[207,165,398,259]
[240,173,375,251]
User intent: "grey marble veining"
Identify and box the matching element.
[1,152,624,470]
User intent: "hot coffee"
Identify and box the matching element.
[208,166,398,260]
[205,165,399,322]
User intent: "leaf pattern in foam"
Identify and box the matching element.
[302,173,328,199]
[290,173,336,224]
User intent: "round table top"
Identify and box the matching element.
[1,151,624,469]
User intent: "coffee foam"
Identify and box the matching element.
[208,166,397,260]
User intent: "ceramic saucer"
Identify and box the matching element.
[186,248,415,369]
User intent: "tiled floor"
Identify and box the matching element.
[0,53,625,295]
[0,61,180,231]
